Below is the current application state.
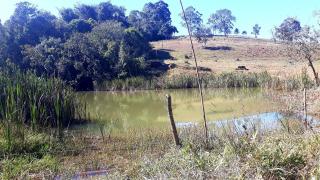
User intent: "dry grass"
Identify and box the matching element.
[152,36,320,79]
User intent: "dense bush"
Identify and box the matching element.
[0,1,175,91]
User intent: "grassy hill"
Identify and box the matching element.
[152,36,319,79]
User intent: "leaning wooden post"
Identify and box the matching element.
[166,94,181,147]
[303,88,308,129]
[179,0,209,143]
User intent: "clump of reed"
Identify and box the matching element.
[0,70,86,154]
[96,71,315,91]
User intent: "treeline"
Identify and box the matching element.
[0,1,177,90]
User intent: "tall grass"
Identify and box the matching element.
[96,71,315,91]
[0,70,86,153]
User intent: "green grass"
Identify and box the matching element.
[0,69,88,179]
[96,71,315,91]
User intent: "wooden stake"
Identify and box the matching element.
[304,88,308,129]
[166,94,181,146]
[179,0,209,143]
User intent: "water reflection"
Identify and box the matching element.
[77,88,277,132]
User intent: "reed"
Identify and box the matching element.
[0,70,86,153]
[96,71,315,91]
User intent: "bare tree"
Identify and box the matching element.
[286,26,320,86]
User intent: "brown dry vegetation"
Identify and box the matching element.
[152,36,320,79]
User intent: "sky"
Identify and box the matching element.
[0,0,319,39]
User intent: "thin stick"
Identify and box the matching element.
[179,0,209,142]
[304,88,308,129]
[166,94,181,146]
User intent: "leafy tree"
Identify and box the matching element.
[96,2,127,25]
[75,4,97,21]
[242,31,247,35]
[208,9,236,36]
[252,24,261,38]
[59,8,79,23]
[6,2,57,45]
[234,28,239,35]
[117,28,150,77]
[69,19,93,33]
[179,6,203,35]
[282,26,320,85]
[128,1,177,41]
[5,2,58,67]
[194,26,211,47]
[275,17,301,41]
[0,21,7,64]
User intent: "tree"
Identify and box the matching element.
[179,6,202,35]
[284,26,320,85]
[5,2,58,67]
[208,9,236,36]
[234,28,239,35]
[242,31,247,35]
[128,1,177,41]
[252,24,261,38]
[96,2,127,25]
[69,19,93,33]
[0,21,7,64]
[275,17,301,41]
[194,26,211,47]
[59,8,78,23]
[75,4,97,21]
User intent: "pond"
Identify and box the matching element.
[76,88,280,133]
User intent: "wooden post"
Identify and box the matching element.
[166,94,181,147]
[179,0,209,143]
[304,88,308,129]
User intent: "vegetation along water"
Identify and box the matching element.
[0,0,320,179]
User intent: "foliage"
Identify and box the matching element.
[22,21,151,90]
[252,24,261,38]
[194,26,211,47]
[97,71,314,91]
[0,1,172,91]
[275,17,302,41]
[179,6,203,35]
[208,9,236,36]
[242,31,247,35]
[128,1,177,41]
[284,26,320,85]
[59,8,79,23]
[234,28,239,34]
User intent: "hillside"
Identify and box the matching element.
[152,36,319,78]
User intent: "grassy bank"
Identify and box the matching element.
[96,71,315,91]
[0,70,87,179]
[54,122,320,179]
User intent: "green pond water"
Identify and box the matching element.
[77,88,278,133]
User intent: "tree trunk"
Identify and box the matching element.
[307,57,320,86]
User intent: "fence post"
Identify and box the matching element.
[166,94,181,147]
[304,88,308,129]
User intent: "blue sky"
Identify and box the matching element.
[0,0,319,39]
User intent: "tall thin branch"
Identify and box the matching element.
[179,0,209,142]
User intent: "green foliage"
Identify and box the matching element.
[22,21,151,90]
[208,9,236,36]
[0,70,86,151]
[128,1,177,41]
[275,17,302,41]
[179,6,203,35]
[1,155,58,179]
[252,24,261,38]
[98,71,315,91]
